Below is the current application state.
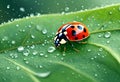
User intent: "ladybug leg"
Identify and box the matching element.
[68,41,79,52]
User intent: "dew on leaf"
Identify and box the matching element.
[61,12,65,15]
[98,34,102,38]
[33,50,38,55]
[36,25,41,31]
[10,53,18,58]
[99,48,103,52]
[94,74,98,77]
[65,7,69,11]
[16,24,19,27]
[104,32,111,38]
[16,66,20,70]
[91,57,94,60]
[87,49,91,52]
[62,53,66,56]
[39,65,43,69]
[109,11,112,15]
[7,5,10,9]
[47,46,56,53]
[31,45,35,49]
[23,49,30,56]
[97,53,101,56]
[45,55,48,58]
[31,35,35,39]
[106,40,110,44]
[42,28,47,34]
[25,61,29,64]
[17,46,24,52]
[6,67,10,70]
[11,40,16,44]
[20,7,25,12]
[35,71,51,78]
[2,36,8,41]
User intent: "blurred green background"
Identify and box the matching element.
[0,0,120,24]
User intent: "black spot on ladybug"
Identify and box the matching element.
[72,30,76,36]
[71,26,75,28]
[83,35,85,38]
[75,37,78,40]
[84,28,86,32]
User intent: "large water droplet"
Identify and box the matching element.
[18,46,24,52]
[94,74,98,77]
[35,71,51,78]
[42,29,47,34]
[31,35,35,39]
[6,67,10,70]
[47,46,56,53]
[104,32,111,38]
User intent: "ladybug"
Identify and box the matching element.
[54,22,89,47]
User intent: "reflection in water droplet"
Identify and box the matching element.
[35,71,51,78]
[18,46,24,52]
[48,46,56,53]
[104,32,111,38]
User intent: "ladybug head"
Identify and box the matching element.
[54,32,68,47]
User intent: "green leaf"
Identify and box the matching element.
[0,4,120,82]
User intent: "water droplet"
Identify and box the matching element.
[98,34,102,38]
[97,53,100,56]
[91,57,94,60]
[65,7,69,11]
[99,48,103,52]
[16,66,20,70]
[42,29,47,34]
[10,53,18,58]
[23,49,30,56]
[109,11,112,15]
[45,55,48,58]
[7,67,10,70]
[87,49,91,52]
[61,12,65,15]
[20,7,25,12]
[47,46,56,53]
[25,61,29,64]
[31,35,35,39]
[11,40,16,44]
[7,5,10,9]
[36,25,41,31]
[40,52,44,56]
[62,53,66,56]
[104,32,111,38]
[106,41,110,44]
[31,45,35,49]
[16,24,19,27]
[17,46,24,52]
[94,74,98,77]
[39,65,43,68]
[2,36,8,41]
[33,50,38,55]
[35,71,51,78]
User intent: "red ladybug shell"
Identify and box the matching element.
[58,22,89,41]
[54,22,89,47]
